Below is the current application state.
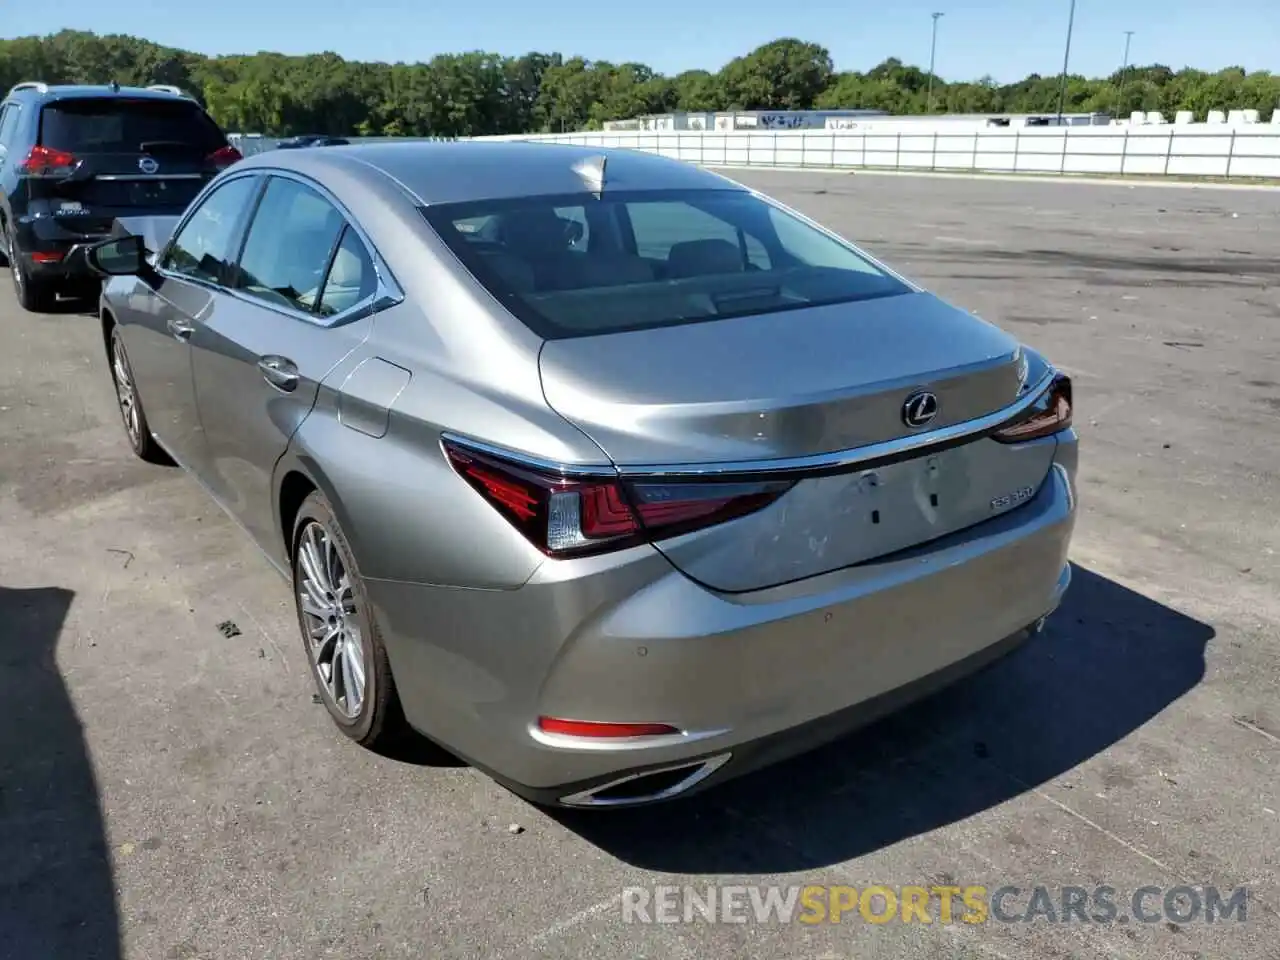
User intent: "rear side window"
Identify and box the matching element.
[317,228,377,317]
[233,177,350,314]
[422,188,909,339]
[39,98,226,155]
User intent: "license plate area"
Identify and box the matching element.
[846,454,962,547]
[848,449,1042,546]
[73,178,204,209]
[648,436,1060,593]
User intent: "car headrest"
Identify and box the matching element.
[666,238,745,278]
[327,244,365,287]
[499,208,572,253]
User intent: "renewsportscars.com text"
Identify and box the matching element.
[621,884,1249,926]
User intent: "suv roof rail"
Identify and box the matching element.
[145,84,191,98]
[8,81,50,96]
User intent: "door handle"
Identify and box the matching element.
[258,355,299,392]
[167,317,194,340]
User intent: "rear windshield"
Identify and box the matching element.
[420,188,911,339]
[39,98,227,155]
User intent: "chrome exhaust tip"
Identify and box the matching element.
[559,753,731,808]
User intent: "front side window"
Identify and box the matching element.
[162,175,259,284]
[233,177,347,313]
[422,188,907,339]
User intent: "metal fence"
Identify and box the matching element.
[228,126,1280,179]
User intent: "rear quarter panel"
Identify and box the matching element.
[276,304,613,590]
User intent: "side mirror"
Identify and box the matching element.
[86,234,146,276]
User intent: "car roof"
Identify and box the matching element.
[232,139,745,205]
[6,84,198,104]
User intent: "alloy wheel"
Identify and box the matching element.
[296,520,367,719]
[112,337,141,447]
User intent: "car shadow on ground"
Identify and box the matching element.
[370,717,469,768]
[553,564,1212,873]
[0,585,121,960]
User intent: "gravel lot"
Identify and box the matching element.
[2,170,1279,960]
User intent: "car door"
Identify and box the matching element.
[126,173,261,468]
[189,173,378,555]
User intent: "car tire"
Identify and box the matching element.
[108,326,170,464]
[8,230,58,313]
[291,490,401,749]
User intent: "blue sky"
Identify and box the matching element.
[11,0,1278,83]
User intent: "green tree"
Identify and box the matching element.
[4,29,1280,135]
[718,39,834,111]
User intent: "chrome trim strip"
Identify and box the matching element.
[529,724,730,752]
[96,173,204,181]
[559,754,732,807]
[439,431,616,476]
[615,367,1058,480]
[441,367,1056,483]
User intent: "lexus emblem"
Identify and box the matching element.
[138,156,159,174]
[902,390,939,428]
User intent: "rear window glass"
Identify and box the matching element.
[39,98,226,155]
[421,189,909,339]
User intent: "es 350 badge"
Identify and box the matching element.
[991,486,1035,511]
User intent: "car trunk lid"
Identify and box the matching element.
[539,292,1059,591]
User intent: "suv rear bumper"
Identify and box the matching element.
[13,216,107,284]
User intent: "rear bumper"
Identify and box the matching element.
[13,217,104,283]
[14,204,185,282]
[367,445,1078,807]
[517,612,1052,807]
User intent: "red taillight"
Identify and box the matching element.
[207,145,243,169]
[442,439,794,558]
[20,145,78,177]
[537,717,680,738]
[993,373,1073,443]
[31,251,64,264]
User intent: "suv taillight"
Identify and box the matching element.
[207,145,243,170]
[20,145,78,177]
[443,439,794,558]
[993,373,1073,443]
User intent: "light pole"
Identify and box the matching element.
[1116,30,1135,117]
[926,12,944,114]
[1055,0,1077,123]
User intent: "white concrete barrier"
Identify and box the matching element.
[473,127,1280,179]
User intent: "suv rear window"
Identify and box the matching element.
[39,98,227,155]
[421,188,910,339]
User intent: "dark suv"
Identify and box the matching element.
[0,81,241,311]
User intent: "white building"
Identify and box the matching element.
[603,109,890,132]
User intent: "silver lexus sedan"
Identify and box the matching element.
[85,141,1077,808]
